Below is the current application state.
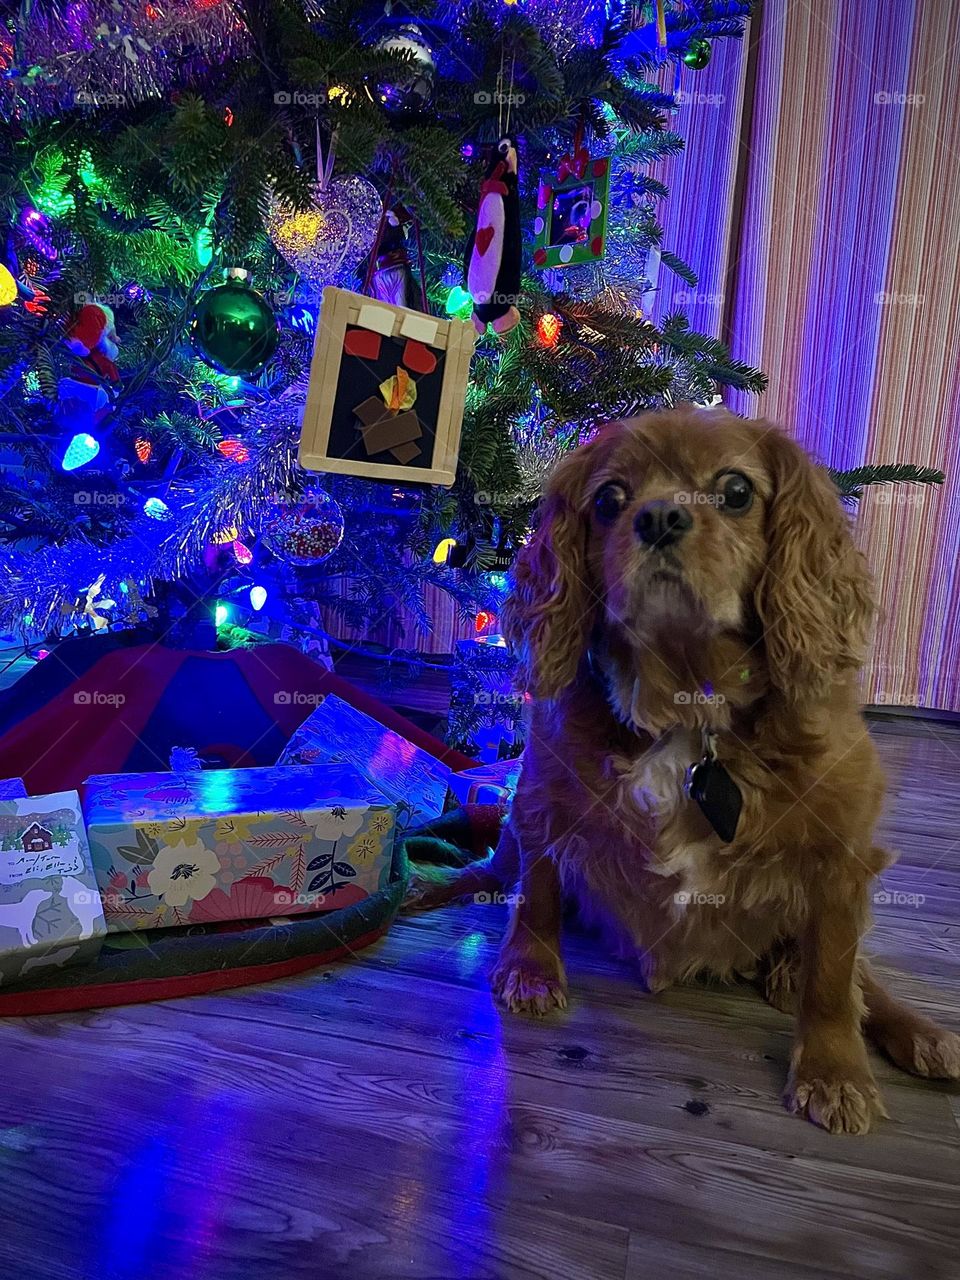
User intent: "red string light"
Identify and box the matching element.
[218,438,250,463]
[536,312,562,348]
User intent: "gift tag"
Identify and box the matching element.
[685,756,742,843]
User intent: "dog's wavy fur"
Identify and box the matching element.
[407,407,959,1133]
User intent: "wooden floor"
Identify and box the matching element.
[0,719,957,1280]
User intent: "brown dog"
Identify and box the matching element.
[409,407,959,1133]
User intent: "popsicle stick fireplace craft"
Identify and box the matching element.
[298,287,476,486]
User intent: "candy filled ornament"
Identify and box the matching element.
[465,136,522,335]
[189,268,279,376]
[262,488,345,566]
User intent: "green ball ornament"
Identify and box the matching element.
[189,268,279,376]
[683,38,712,71]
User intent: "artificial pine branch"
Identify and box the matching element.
[830,464,946,501]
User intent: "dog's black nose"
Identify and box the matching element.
[633,499,693,547]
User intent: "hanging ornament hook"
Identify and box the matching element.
[315,123,339,192]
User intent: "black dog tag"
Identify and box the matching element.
[686,758,742,843]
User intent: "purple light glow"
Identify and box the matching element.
[19,207,57,260]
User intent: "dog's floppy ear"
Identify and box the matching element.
[504,440,602,700]
[755,427,874,702]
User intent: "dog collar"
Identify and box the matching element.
[585,650,744,843]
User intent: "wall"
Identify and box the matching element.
[656,1,960,710]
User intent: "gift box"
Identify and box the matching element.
[83,765,396,930]
[0,779,27,800]
[446,756,523,809]
[0,790,106,984]
[279,694,451,830]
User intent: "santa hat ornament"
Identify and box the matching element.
[64,302,120,368]
[56,301,122,451]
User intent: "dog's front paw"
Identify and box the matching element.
[786,1057,888,1134]
[900,1026,960,1079]
[491,952,567,1016]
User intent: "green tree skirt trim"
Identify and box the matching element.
[0,840,410,1014]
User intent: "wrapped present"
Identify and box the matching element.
[83,764,396,931]
[0,779,27,800]
[447,756,522,809]
[0,790,106,984]
[279,694,450,829]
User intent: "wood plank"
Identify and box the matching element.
[0,718,955,1279]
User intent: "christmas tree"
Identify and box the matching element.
[0,0,799,751]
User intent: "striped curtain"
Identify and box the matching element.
[655,2,960,712]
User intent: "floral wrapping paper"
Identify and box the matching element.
[0,790,106,983]
[83,765,396,931]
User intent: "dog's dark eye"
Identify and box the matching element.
[594,482,629,524]
[717,471,754,513]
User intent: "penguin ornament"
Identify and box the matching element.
[465,136,521,336]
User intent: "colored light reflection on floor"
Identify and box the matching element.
[385,980,509,1271]
[94,1086,242,1277]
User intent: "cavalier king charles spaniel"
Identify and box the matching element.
[409,406,959,1134]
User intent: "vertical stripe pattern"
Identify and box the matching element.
[720,1,960,710]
